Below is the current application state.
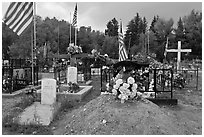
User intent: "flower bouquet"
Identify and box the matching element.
[111,77,142,103]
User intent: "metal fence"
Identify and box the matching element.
[2,59,38,94]
[100,68,174,99]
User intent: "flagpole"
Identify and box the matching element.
[75,27,77,46]
[32,2,37,85]
[70,12,72,44]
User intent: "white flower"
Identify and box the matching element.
[112,89,117,95]
[116,79,123,86]
[118,94,128,100]
[130,92,137,98]
[127,77,135,84]
[106,83,109,88]
[131,83,138,93]
[137,92,142,96]
[125,89,131,96]
[122,83,130,89]
[119,86,126,94]
[113,84,119,90]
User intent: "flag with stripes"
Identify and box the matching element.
[72,3,77,26]
[118,21,128,61]
[3,2,33,36]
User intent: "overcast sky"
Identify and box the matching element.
[1,1,202,32]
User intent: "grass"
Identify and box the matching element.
[2,94,53,135]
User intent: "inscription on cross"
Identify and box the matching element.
[166,41,191,70]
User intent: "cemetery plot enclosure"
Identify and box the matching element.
[2,59,39,94]
[100,60,176,103]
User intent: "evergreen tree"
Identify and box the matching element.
[175,17,185,42]
[105,18,119,36]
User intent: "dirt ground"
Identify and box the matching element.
[51,75,202,135]
[2,74,202,135]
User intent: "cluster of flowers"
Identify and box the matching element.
[67,43,82,55]
[111,77,143,103]
[67,82,80,93]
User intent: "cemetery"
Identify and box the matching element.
[2,2,202,135]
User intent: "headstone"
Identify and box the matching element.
[78,74,84,82]
[41,78,56,105]
[91,68,101,76]
[166,41,192,70]
[67,67,77,83]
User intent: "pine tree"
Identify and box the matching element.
[175,17,185,42]
[105,18,119,37]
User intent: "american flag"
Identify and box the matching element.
[3,2,33,36]
[118,20,128,61]
[72,3,77,26]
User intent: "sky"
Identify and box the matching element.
[1,1,202,33]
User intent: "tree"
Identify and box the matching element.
[105,18,119,36]
[102,36,119,59]
[124,13,148,56]
[2,23,18,59]
[150,18,175,62]
[182,10,202,59]
[175,17,185,41]
[150,15,159,33]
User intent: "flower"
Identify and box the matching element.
[113,84,119,90]
[106,83,110,91]
[118,94,128,100]
[112,89,117,95]
[116,79,123,86]
[119,86,126,94]
[131,83,138,92]
[127,77,135,84]
[122,83,130,89]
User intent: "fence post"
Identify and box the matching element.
[101,67,103,92]
[196,67,198,90]
[154,69,157,98]
[171,69,173,99]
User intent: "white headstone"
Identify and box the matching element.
[41,78,56,105]
[67,67,77,83]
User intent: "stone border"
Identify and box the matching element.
[85,80,92,85]
[57,86,93,101]
[2,80,92,99]
[2,85,41,97]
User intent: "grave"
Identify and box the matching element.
[166,41,192,70]
[18,78,61,126]
[67,66,77,83]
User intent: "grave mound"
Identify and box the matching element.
[54,95,183,135]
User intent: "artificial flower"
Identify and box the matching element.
[116,79,123,86]
[127,77,135,84]
[123,83,130,89]
[112,88,117,95]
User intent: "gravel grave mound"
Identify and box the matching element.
[53,95,186,135]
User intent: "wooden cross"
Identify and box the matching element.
[166,41,192,70]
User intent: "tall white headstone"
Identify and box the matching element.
[67,67,77,83]
[41,78,56,105]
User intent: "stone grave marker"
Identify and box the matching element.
[67,66,77,83]
[41,78,57,105]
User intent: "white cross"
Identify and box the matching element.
[166,41,191,70]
